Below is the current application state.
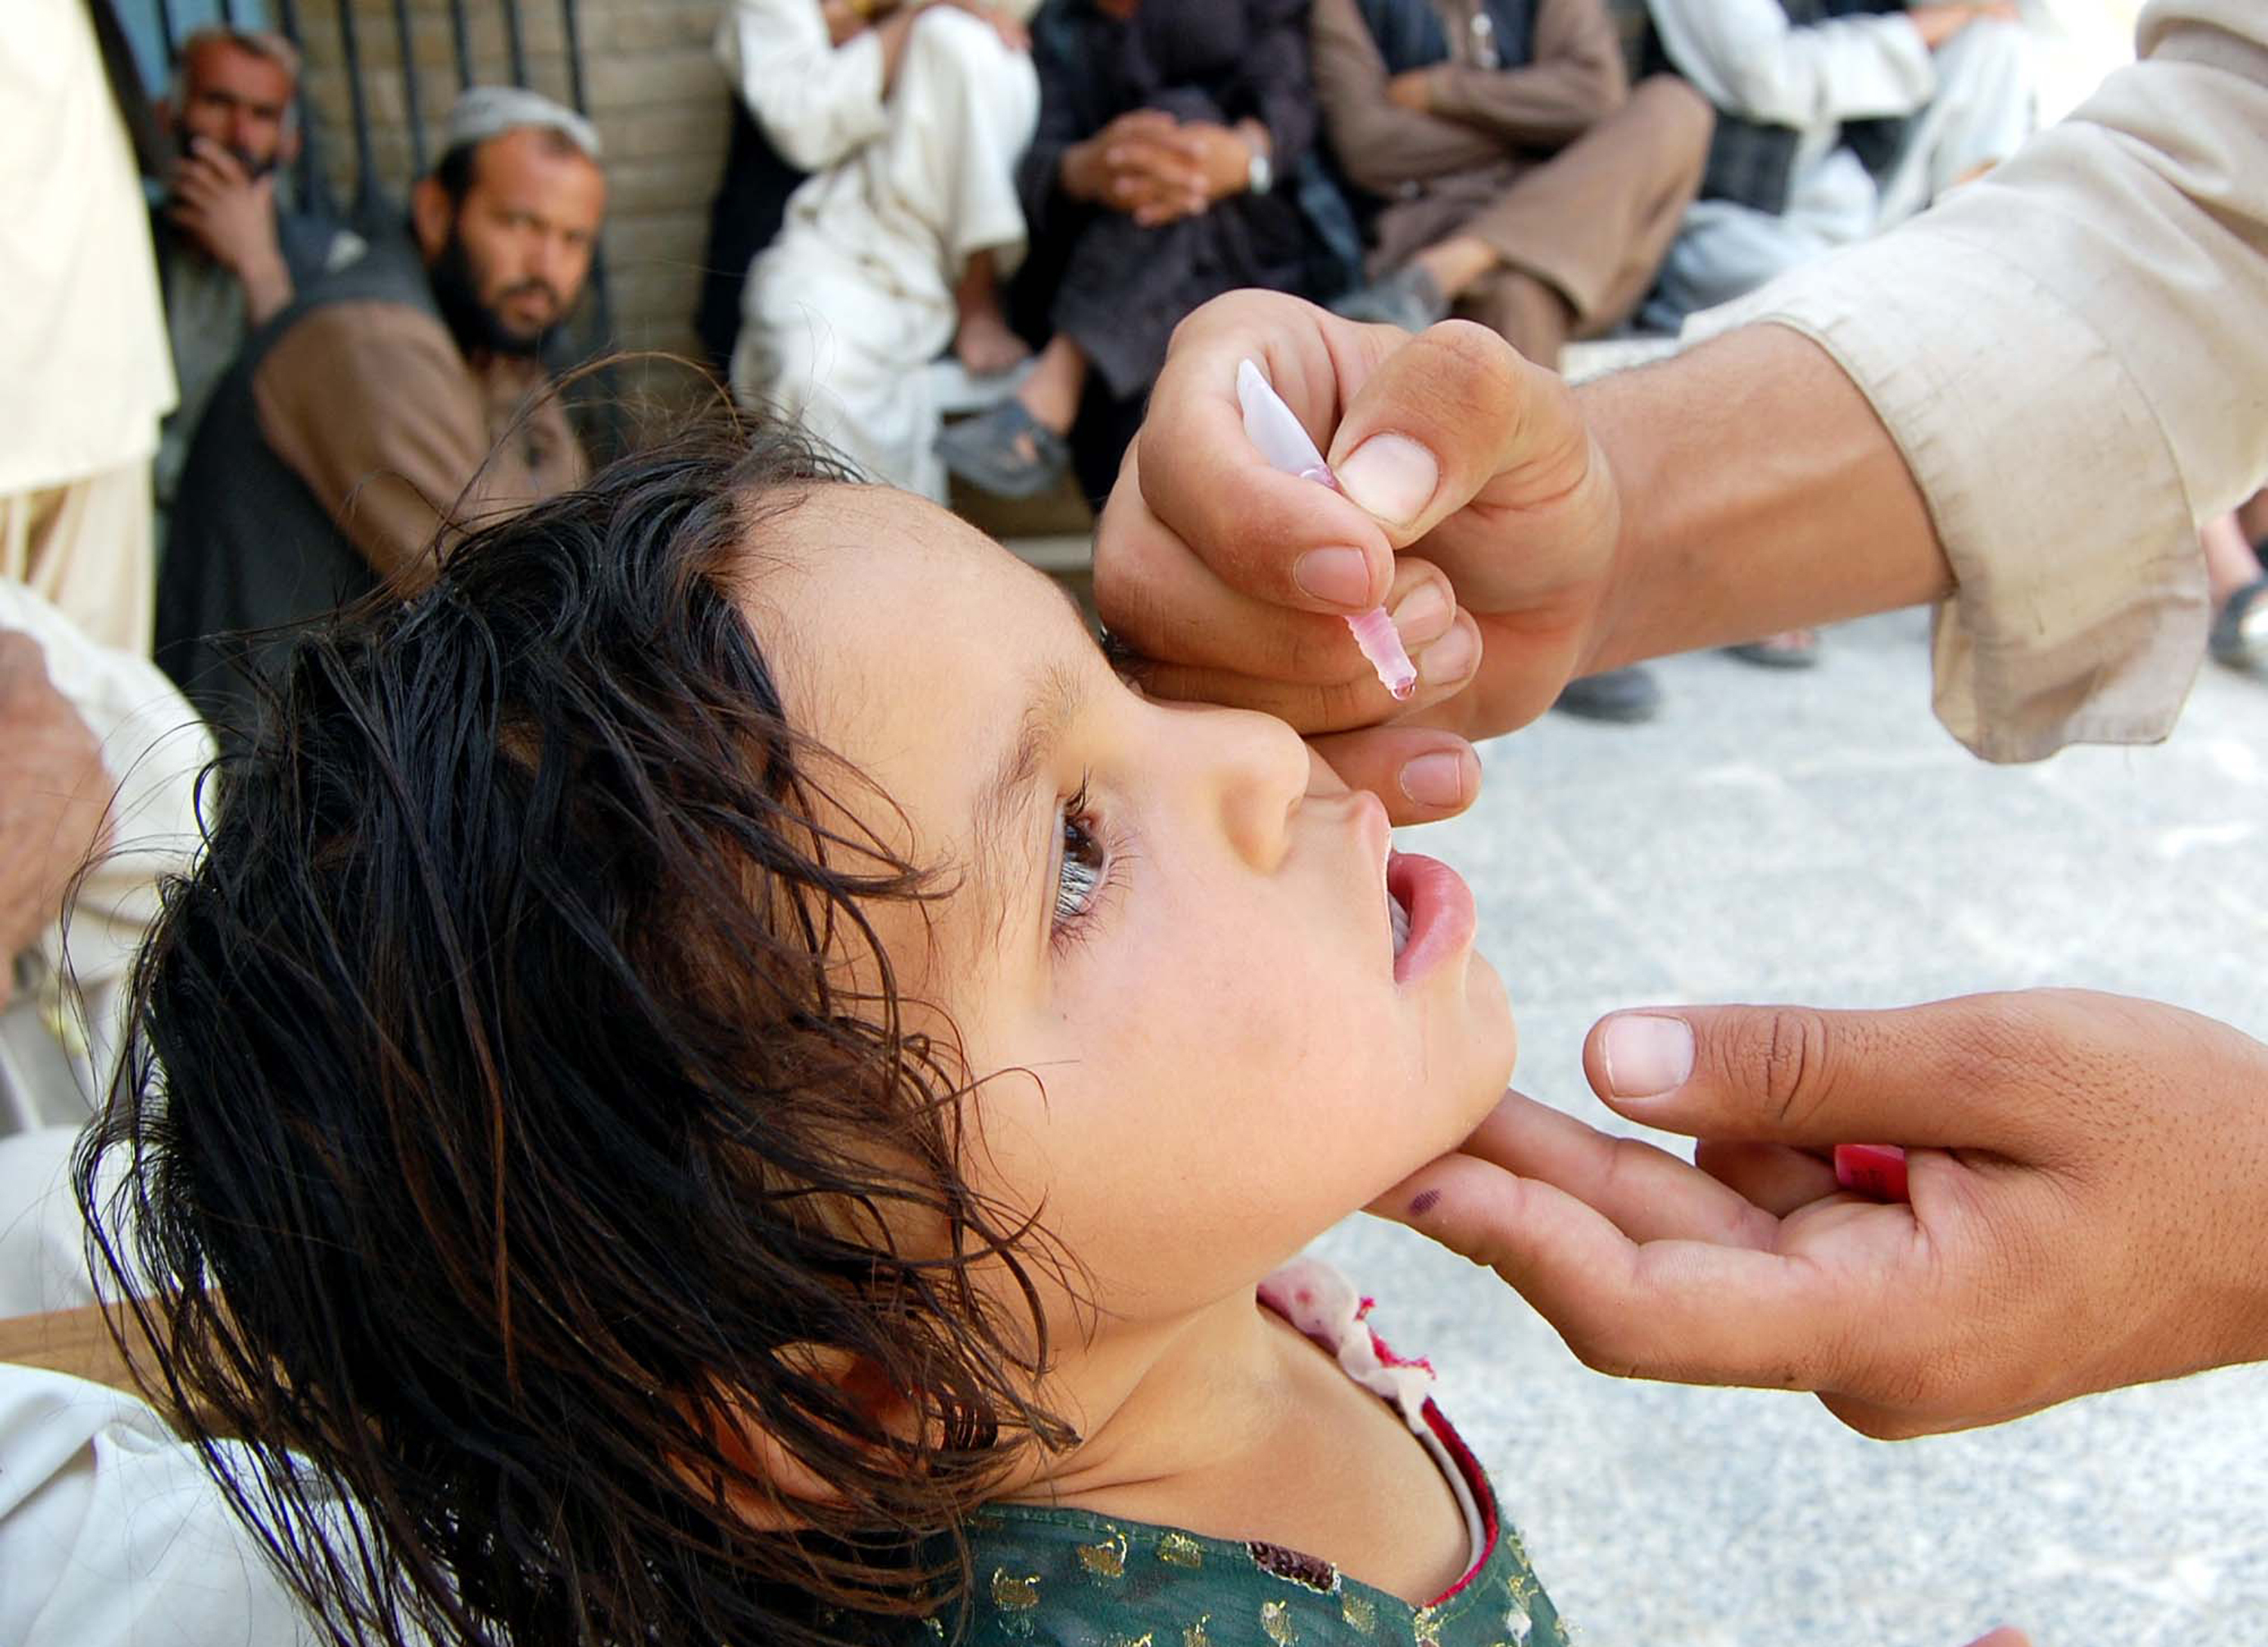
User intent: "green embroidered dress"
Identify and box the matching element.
[917,1257,1569,1647]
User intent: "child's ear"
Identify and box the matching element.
[670,1348,912,1533]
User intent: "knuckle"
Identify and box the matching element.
[1748,1006,1834,1131]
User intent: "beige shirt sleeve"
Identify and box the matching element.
[1423,0,1628,149]
[1692,0,2268,763]
[1312,0,1508,194]
[253,300,494,586]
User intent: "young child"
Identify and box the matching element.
[82,422,1563,1647]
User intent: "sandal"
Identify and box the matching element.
[1726,629,1820,669]
[936,399,1071,501]
[2210,576,2268,668]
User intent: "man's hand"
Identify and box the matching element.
[169,138,292,321]
[0,632,113,1007]
[1064,110,1210,225]
[1092,290,1622,816]
[1374,990,2268,1438]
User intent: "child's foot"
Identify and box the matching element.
[936,398,1070,499]
[953,308,1032,377]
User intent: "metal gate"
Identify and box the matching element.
[126,0,615,362]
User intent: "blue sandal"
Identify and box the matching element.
[937,400,1071,501]
[2211,575,2268,668]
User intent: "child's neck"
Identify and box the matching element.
[998,1286,1472,1605]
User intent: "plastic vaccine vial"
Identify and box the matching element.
[1236,359,1418,700]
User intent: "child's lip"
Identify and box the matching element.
[1389,851,1476,985]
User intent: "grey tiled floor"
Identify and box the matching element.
[1310,607,2268,1647]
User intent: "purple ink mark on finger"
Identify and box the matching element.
[1408,1188,1441,1217]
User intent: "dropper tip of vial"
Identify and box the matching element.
[1344,606,1418,700]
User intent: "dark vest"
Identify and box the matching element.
[1356,0,1538,75]
[156,236,439,751]
[1643,0,1913,216]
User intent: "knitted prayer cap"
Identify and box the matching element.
[443,85,603,163]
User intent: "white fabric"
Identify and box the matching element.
[0,1366,317,1647]
[0,0,175,495]
[0,1126,96,1320]
[1693,0,2268,761]
[1258,1255,1489,1575]
[727,5,1040,499]
[1647,0,2035,321]
[0,585,210,1132]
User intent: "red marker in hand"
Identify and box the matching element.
[1834,1143,1909,1202]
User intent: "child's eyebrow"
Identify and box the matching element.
[968,658,1087,950]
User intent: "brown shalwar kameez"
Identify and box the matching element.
[1312,0,1712,363]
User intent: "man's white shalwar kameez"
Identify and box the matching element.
[719,2,1040,499]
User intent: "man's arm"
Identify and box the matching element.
[251,302,494,588]
[0,632,110,1009]
[1647,0,1939,125]
[1310,0,1511,195]
[1419,0,1628,149]
[714,0,891,174]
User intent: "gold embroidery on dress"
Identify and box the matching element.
[990,1568,1040,1611]
[1182,1612,1213,1647]
[1340,1593,1377,1635]
[1079,1530,1130,1580]
[1157,1532,1205,1568]
[1411,1602,1444,1647]
[1259,1598,1297,1646]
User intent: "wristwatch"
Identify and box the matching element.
[1246,144,1273,196]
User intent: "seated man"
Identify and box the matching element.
[940,0,1324,506]
[1317,0,1713,371]
[156,87,605,746]
[151,27,364,545]
[1640,0,2034,332]
[721,0,1040,501]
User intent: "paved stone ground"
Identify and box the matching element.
[1309,606,2268,1647]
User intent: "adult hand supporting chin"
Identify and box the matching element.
[1373,989,2268,1439]
[1091,290,1623,824]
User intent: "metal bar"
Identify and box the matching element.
[391,0,427,172]
[153,0,178,64]
[557,0,589,113]
[271,0,331,216]
[451,1,474,90]
[501,0,529,86]
[218,0,238,28]
[333,0,383,222]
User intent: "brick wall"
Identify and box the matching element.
[292,0,735,370]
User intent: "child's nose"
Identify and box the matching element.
[1208,709,1312,870]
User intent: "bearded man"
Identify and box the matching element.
[156,87,606,746]
[151,27,365,544]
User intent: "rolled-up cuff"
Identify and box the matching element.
[1690,230,2208,764]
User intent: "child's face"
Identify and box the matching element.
[751,488,1514,1330]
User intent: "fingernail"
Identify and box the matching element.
[1397,752,1465,809]
[1600,1014,1693,1098]
[1417,620,1478,686]
[1389,582,1450,644]
[1292,547,1374,609]
[1335,433,1439,527]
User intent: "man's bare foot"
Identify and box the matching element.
[953,307,1031,377]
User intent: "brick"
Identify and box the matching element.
[582,48,714,114]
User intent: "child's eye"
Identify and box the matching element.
[1052,783,1113,933]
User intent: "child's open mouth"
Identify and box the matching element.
[1387,849,1476,985]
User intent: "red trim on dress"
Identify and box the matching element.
[1418,1397,1501,1607]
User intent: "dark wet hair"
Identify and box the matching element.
[79,420,1073,1647]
